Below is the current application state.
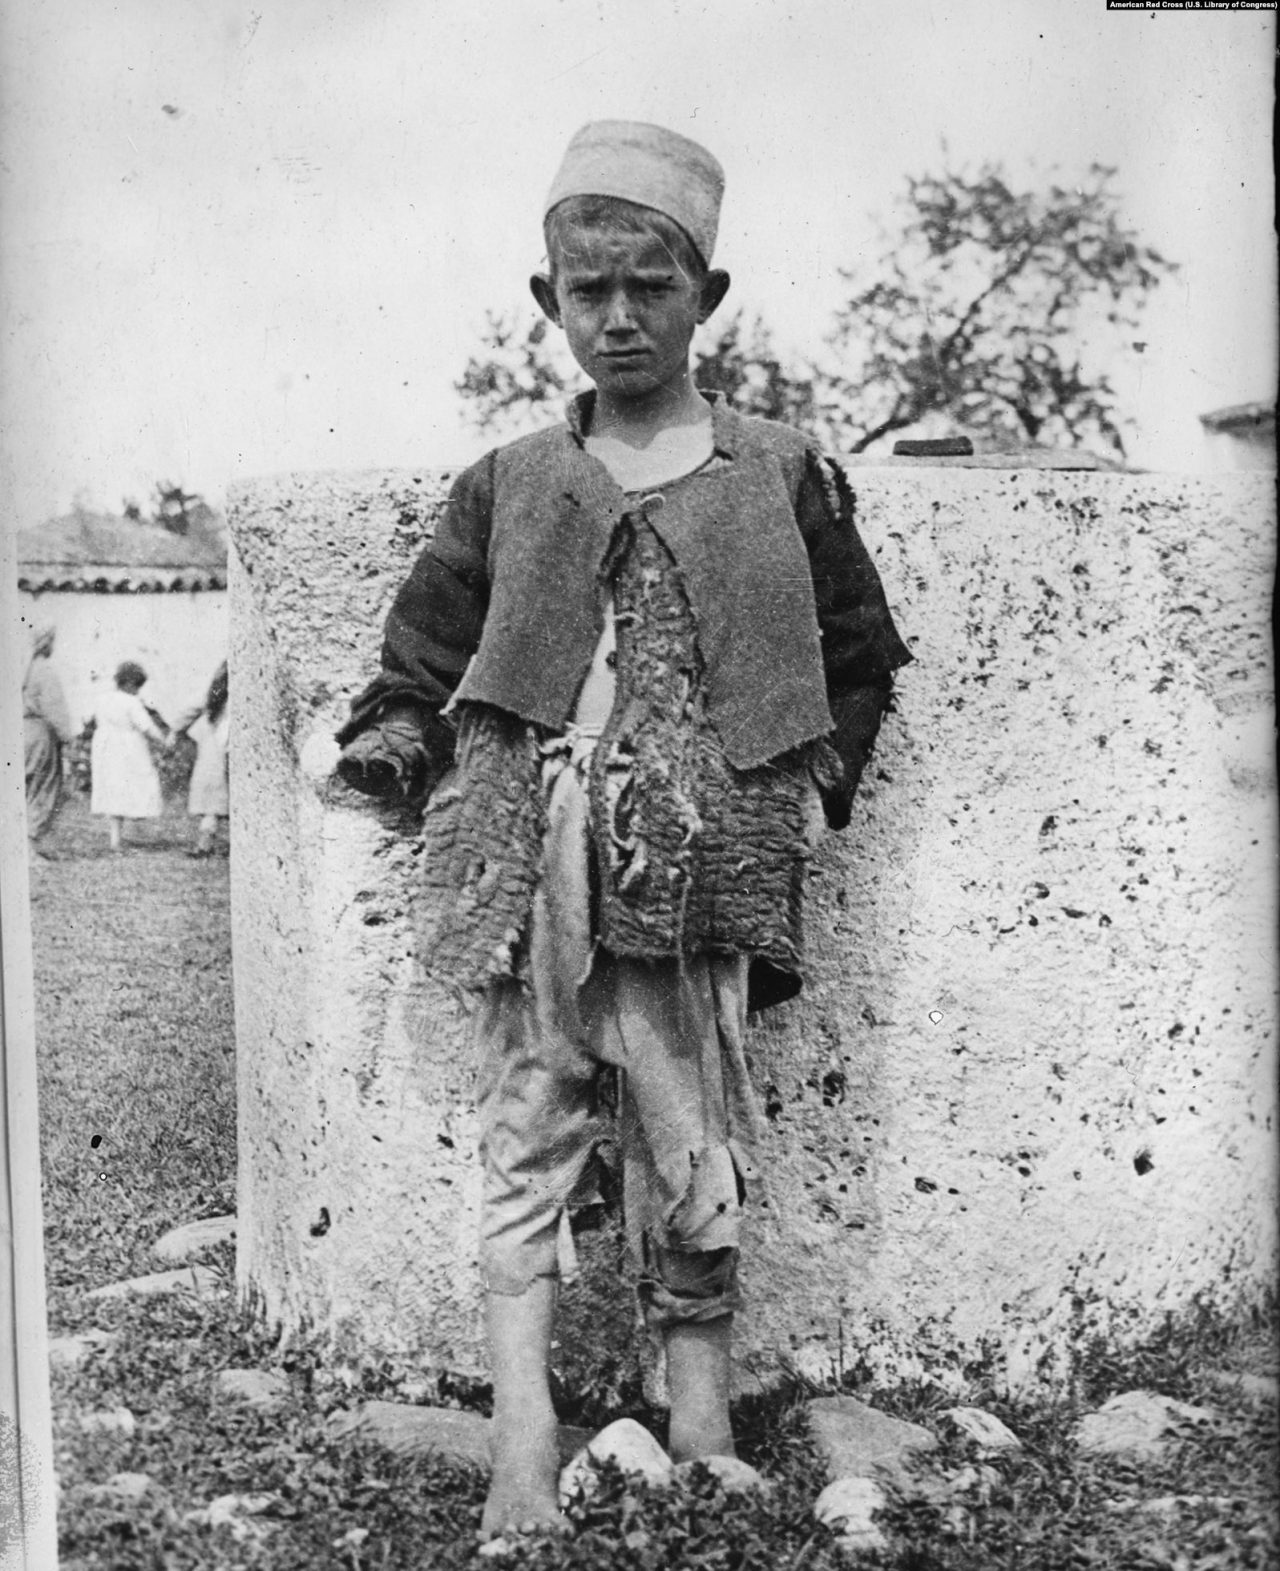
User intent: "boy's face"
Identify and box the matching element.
[532,220,728,405]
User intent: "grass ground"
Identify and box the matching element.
[31,794,1280,1569]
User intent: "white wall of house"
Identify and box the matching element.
[17,587,228,730]
[1201,426,1277,473]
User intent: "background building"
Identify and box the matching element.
[16,501,228,729]
[1199,401,1276,473]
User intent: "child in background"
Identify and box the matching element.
[337,121,911,1543]
[170,661,230,857]
[90,660,167,853]
[23,624,74,849]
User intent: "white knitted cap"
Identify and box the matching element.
[544,120,725,266]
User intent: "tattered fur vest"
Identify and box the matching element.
[415,516,814,1010]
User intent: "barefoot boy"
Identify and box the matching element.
[336,120,911,1539]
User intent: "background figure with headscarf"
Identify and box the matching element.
[90,660,168,853]
[23,624,75,850]
[169,660,230,857]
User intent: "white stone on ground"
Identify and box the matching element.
[214,1368,289,1409]
[87,1265,221,1300]
[1075,1391,1219,1458]
[48,1329,117,1370]
[329,1400,491,1465]
[559,1418,674,1505]
[813,1477,889,1552]
[1129,1494,1239,1519]
[806,1395,937,1489]
[947,1463,1000,1503]
[672,1454,769,1494]
[185,1492,282,1543]
[941,1406,1022,1450]
[79,1407,136,1437]
[87,1473,155,1503]
[152,1214,236,1262]
[1202,1369,1279,1406]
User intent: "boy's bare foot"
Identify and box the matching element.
[480,1400,566,1540]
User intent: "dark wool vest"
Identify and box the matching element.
[449,415,833,770]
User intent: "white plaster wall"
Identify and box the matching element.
[228,467,1276,1393]
[16,587,228,727]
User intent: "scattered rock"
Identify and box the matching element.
[329,1401,490,1466]
[1203,1369,1279,1406]
[1130,1493,1239,1520]
[947,1463,1000,1502]
[1076,1391,1219,1458]
[329,1399,590,1470]
[814,1477,889,1553]
[204,1492,280,1527]
[672,1454,769,1494]
[87,1265,221,1301]
[86,1472,155,1504]
[942,1406,1022,1451]
[152,1215,236,1262]
[559,1418,674,1505]
[214,1368,289,1410]
[79,1407,137,1437]
[48,1330,117,1370]
[806,1395,937,1490]
[185,1492,282,1543]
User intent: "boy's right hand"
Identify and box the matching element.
[335,708,432,801]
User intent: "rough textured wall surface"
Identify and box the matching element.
[228,466,1276,1394]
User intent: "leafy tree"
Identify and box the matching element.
[821,162,1176,457]
[153,480,204,535]
[456,162,1175,461]
[455,308,815,436]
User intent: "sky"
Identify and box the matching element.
[0,0,1274,527]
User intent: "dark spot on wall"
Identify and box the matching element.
[1039,815,1057,836]
[309,1207,331,1237]
[1133,1150,1154,1176]
[914,1176,938,1194]
[821,1069,847,1107]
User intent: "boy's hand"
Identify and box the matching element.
[335,708,433,801]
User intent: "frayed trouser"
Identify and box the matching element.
[475,735,763,1329]
[475,950,757,1328]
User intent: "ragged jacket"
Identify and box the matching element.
[338,393,912,1008]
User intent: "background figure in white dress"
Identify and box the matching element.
[90,660,169,853]
[169,660,230,858]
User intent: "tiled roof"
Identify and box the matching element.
[18,564,227,593]
[17,506,228,593]
[1198,401,1276,435]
